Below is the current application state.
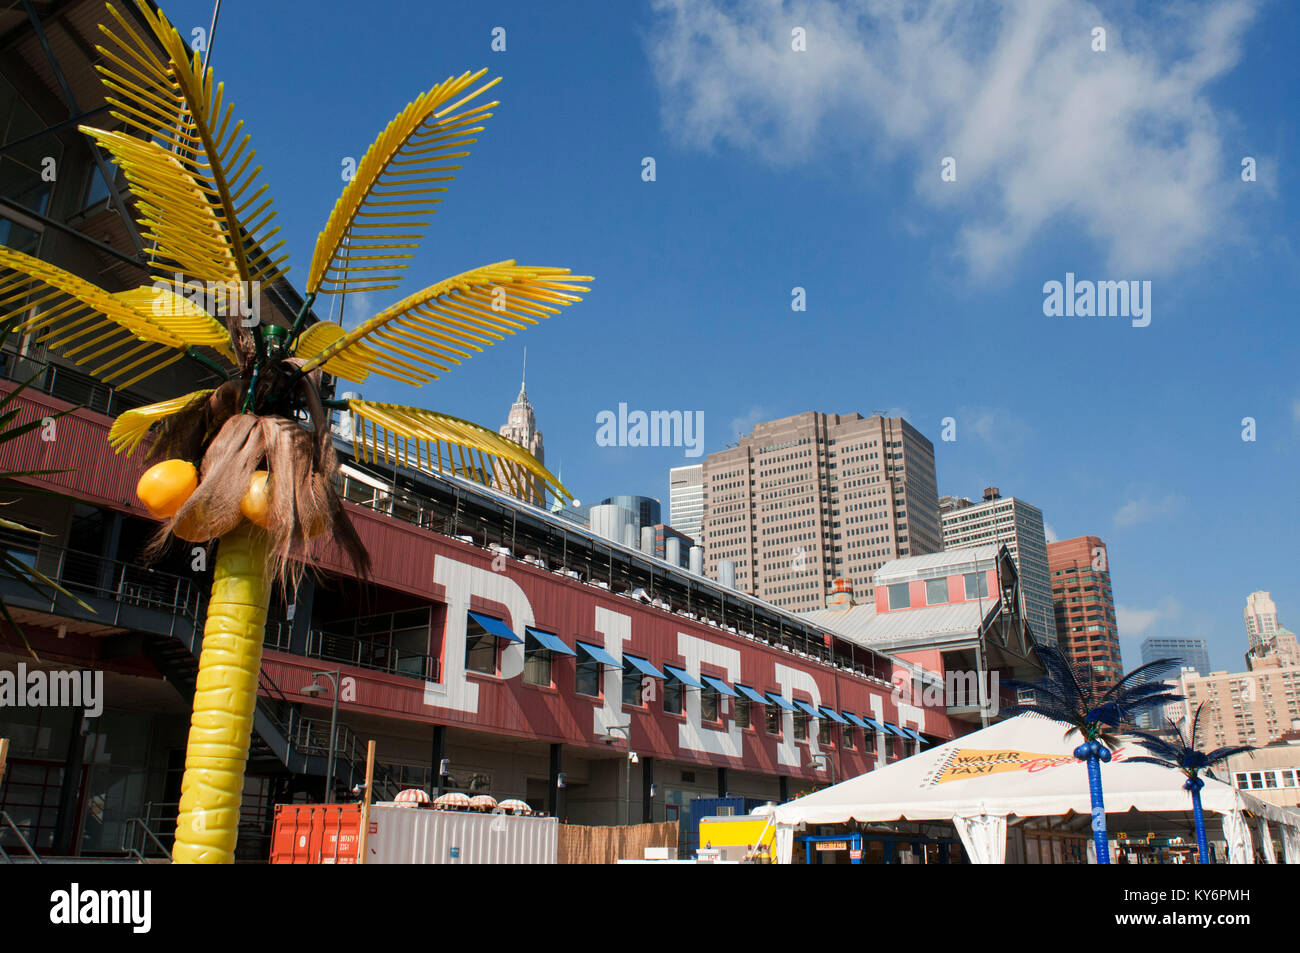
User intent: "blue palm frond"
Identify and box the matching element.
[1103,657,1182,704]
[1126,703,1255,778]
[1123,729,1183,764]
[1120,755,1179,769]
[1204,745,1254,764]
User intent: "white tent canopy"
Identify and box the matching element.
[772,713,1300,863]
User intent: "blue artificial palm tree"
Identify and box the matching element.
[1007,645,1184,864]
[1124,703,1254,864]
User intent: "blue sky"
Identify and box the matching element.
[160,0,1298,673]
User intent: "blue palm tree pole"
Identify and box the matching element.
[1186,776,1209,863]
[1075,737,1113,863]
[1126,703,1254,864]
[1006,645,1184,865]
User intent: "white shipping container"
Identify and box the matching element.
[365,806,558,864]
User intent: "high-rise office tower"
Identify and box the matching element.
[700,412,941,611]
[1140,637,1210,678]
[669,464,704,543]
[1044,535,1118,680]
[1244,591,1280,649]
[942,489,1057,646]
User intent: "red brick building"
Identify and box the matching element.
[1047,536,1122,688]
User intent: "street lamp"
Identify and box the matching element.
[606,724,635,827]
[809,752,838,786]
[301,670,341,804]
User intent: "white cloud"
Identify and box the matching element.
[959,405,1030,449]
[1044,522,1058,543]
[730,405,768,439]
[1116,597,1181,637]
[1113,492,1185,528]
[647,0,1258,277]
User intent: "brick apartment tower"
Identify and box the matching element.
[700,412,941,612]
[1047,535,1122,688]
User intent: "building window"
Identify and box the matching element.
[575,657,601,697]
[842,725,854,749]
[793,711,808,741]
[734,697,751,729]
[701,685,720,723]
[664,678,683,715]
[623,668,645,707]
[464,624,498,675]
[818,719,832,746]
[925,578,948,605]
[964,572,989,599]
[887,583,910,610]
[766,705,781,736]
[523,634,553,687]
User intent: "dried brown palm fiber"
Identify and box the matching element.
[159,413,266,548]
[145,380,242,465]
[288,359,369,580]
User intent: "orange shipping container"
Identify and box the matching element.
[270,804,362,864]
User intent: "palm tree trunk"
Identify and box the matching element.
[1086,754,1111,864]
[1191,787,1209,864]
[172,524,271,863]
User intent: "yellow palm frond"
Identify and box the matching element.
[79,126,239,287]
[348,399,571,503]
[0,246,234,389]
[293,261,591,385]
[94,0,287,286]
[108,389,214,455]
[292,322,385,384]
[307,70,500,297]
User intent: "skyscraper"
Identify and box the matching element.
[1245,591,1280,649]
[498,354,546,505]
[1140,637,1210,678]
[1044,535,1118,679]
[942,489,1057,646]
[668,464,703,542]
[700,411,941,611]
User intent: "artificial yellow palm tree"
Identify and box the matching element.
[0,0,589,863]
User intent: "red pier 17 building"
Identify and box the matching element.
[0,378,964,858]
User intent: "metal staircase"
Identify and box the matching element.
[1,546,407,813]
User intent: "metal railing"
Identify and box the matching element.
[0,347,148,417]
[263,619,439,682]
[0,811,42,863]
[0,542,205,632]
[120,817,170,863]
[289,717,407,800]
[305,629,439,682]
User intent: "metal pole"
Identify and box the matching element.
[311,670,341,804]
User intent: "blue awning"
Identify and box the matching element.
[862,717,887,733]
[525,627,576,656]
[765,693,797,712]
[898,726,924,742]
[842,712,870,730]
[624,655,666,679]
[883,721,906,737]
[735,684,769,705]
[819,707,848,724]
[576,641,620,667]
[793,699,821,718]
[467,611,521,643]
[700,675,737,697]
[663,664,704,689]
